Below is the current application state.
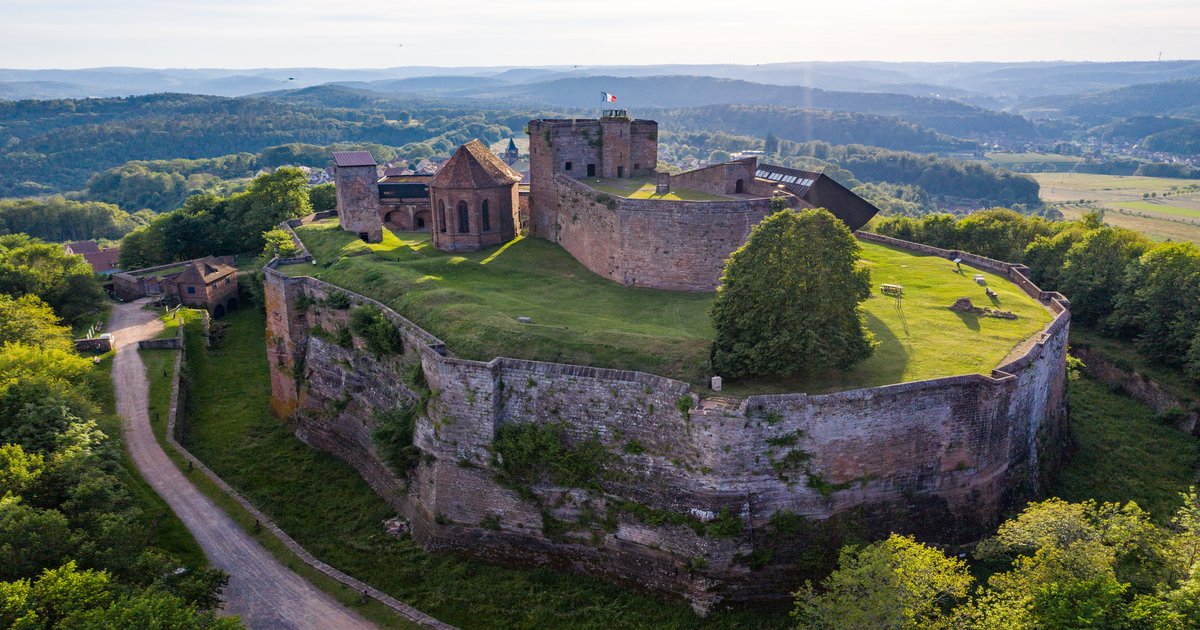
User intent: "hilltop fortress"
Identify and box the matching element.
[269,115,1071,612]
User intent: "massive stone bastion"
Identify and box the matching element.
[262,234,1070,612]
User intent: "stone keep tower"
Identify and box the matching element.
[526,112,657,240]
[332,151,383,243]
[429,140,522,253]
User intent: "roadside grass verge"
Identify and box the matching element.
[91,348,207,569]
[139,309,421,630]
[285,221,1052,395]
[179,307,790,630]
[1046,369,1200,520]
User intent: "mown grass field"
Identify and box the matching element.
[984,152,1084,166]
[1111,200,1200,220]
[182,308,789,629]
[283,221,1052,395]
[1033,173,1200,243]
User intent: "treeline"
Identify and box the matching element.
[119,168,313,269]
[0,240,240,627]
[0,197,152,242]
[774,142,1041,207]
[1143,123,1200,157]
[654,104,978,153]
[795,495,1200,629]
[0,92,542,196]
[873,209,1200,377]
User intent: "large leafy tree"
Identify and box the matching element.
[1058,227,1154,327]
[1108,242,1200,366]
[0,235,105,326]
[710,208,874,379]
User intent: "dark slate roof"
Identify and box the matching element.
[332,151,377,167]
[66,240,100,254]
[430,139,522,189]
[175,256,236,285]
[754,163,822,197]
[507,138,518,151]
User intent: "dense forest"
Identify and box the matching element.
[0,198,152,242]
[652,104,976,153]
[0,92,538,196]
[0,235,242,628]
[1014,77,1200,124]
[1142,123,1200,156]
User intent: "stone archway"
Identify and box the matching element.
[214,304,226,318]
[414,210,431,232]
[227,297,238,313]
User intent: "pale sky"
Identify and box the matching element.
[4,0,1199,69]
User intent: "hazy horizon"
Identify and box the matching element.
[6,0,1200,70]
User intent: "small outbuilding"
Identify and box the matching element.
[429,140,522,252]
[169,256,239,317]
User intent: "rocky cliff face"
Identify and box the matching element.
[262,263,1070,613]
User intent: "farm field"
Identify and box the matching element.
[984,152,1084,167]
[283,221,1052,396]
[1032,172,1200,242]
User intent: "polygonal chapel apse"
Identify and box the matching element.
[429,139,522,252]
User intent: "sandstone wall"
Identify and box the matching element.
[335,164,383,242]
[552,175,771,290]
[262,237,1070,611]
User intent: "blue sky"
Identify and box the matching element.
[4,0,1199,68]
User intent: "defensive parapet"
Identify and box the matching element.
[262,232,1070,613]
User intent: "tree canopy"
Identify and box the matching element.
[710,209,874,379]
[0,235,105,326]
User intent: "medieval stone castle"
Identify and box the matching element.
[271,113,1070,612]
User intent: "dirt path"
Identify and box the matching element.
[110,300,377,630]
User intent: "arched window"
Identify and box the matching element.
[481,200,490,232]
[457,200,469,233]
[735,179,744,194]
[438,199,446,233]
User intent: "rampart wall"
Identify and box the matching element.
[262,233,1071,612]
[551,175,773,290]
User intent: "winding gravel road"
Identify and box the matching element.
[110,300,377,630]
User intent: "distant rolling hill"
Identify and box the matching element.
[369,74,1040,139]
[1012,78,1200,124]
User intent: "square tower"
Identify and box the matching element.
[526,114,658,240]
[332,151,383,243]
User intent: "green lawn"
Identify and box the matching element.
[284,221,1053,395]
[182,308,789,629]
[1046,369,1200,520]
[584,177,730,201]
[985,152,1084,165]
[1111,200,1200,220]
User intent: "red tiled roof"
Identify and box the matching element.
[175,256,236,284]
[429,140,522,189]
[82,248,121,273]
[66,240,100,254]
[332,151,377,167]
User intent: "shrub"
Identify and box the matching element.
[349,305,403,356]
[324,291,352,310]
[371,405,421,478]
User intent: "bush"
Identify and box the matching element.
[349,305,404,356]
[370,405,421,478]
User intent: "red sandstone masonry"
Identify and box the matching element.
[262,230,1070,610]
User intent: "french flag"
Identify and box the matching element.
[602,92,617,102]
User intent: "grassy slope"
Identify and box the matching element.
[584,177,730,201]
[182,307,789,629]
[1047,369,1200,520]
[285,221,1051,395]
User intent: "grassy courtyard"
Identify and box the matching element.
[584,177,731,201]
[281,221,1053,395]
